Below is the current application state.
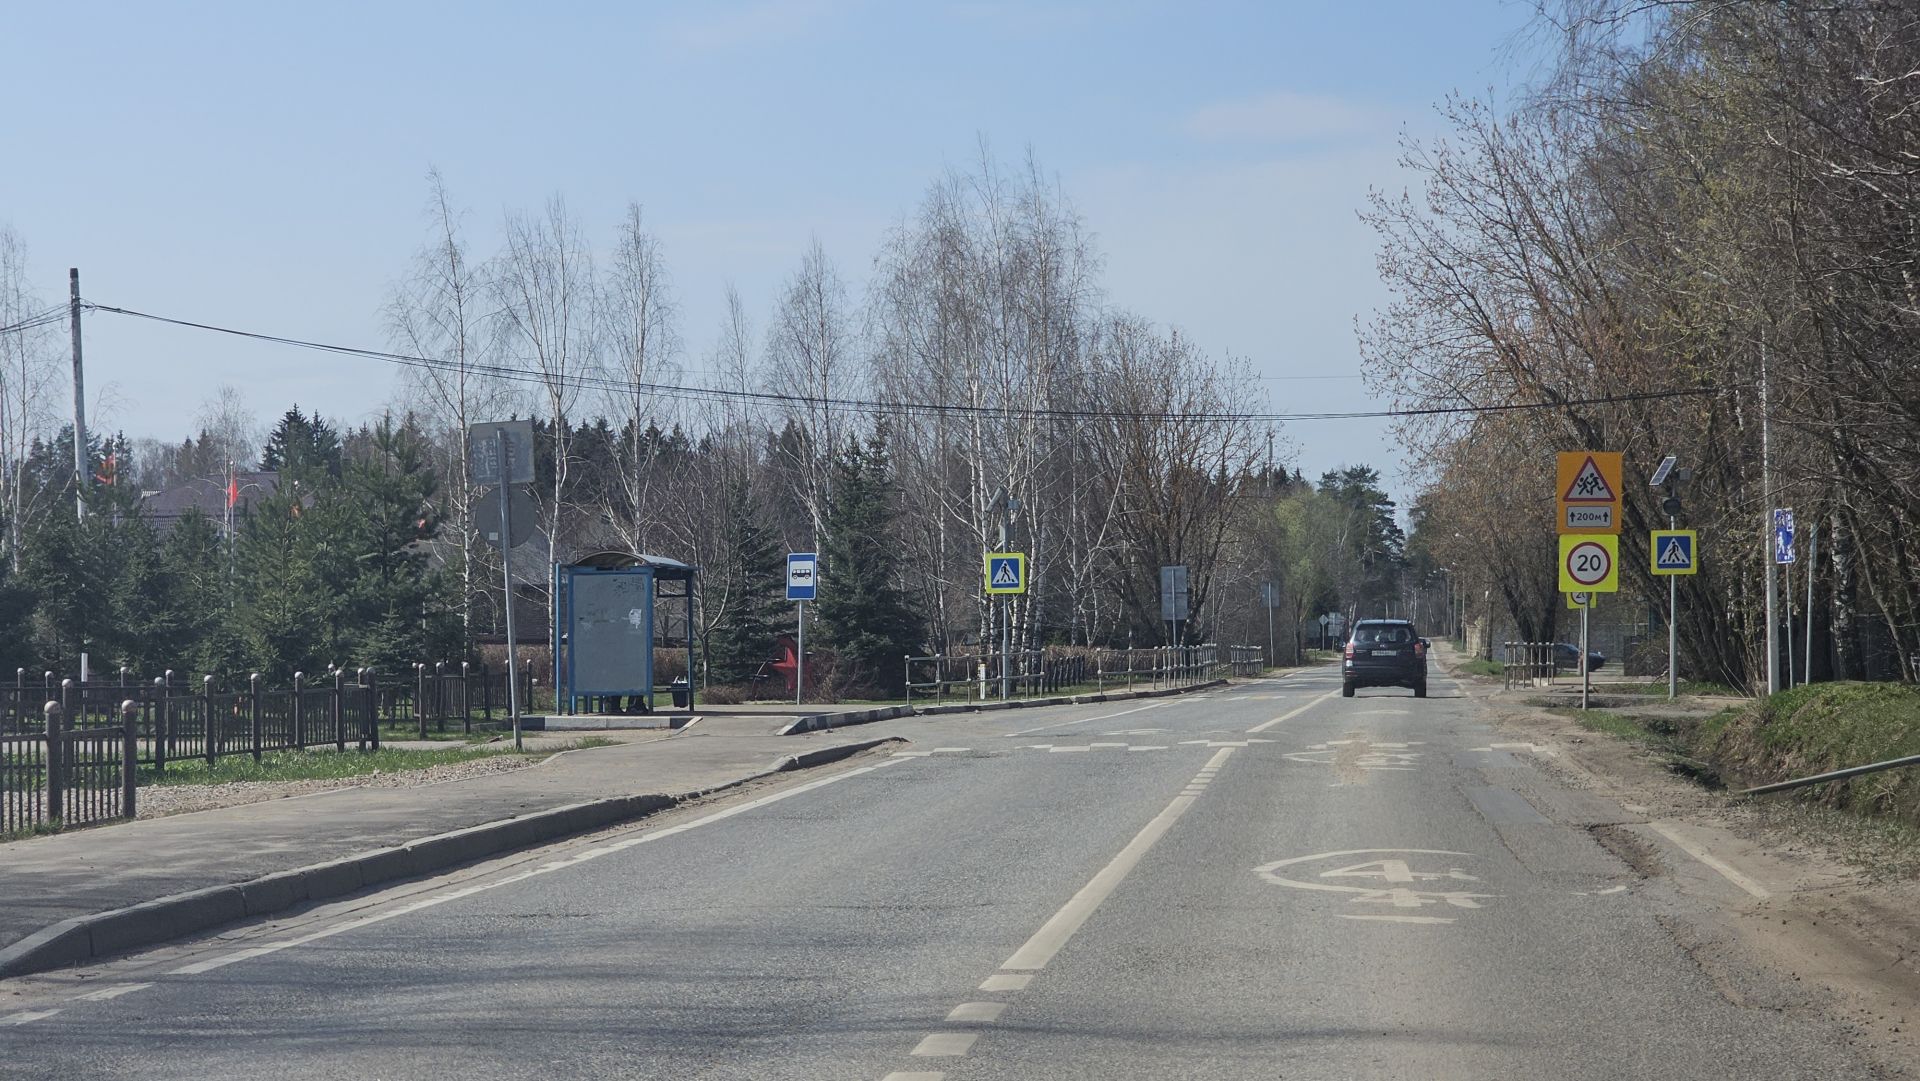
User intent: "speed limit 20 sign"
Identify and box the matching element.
[1558,534,1619,593]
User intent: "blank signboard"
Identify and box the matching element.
[567,569,654,696]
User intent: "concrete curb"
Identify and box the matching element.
[776,706,911,736]
[0,740,901,982]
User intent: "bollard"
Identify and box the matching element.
[120,700,139,819]
[44,701,65,825]
[416,663,428,740]
[436,662,448,733]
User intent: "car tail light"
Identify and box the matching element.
[1414,640,1426,658]
[1343,642,1355,660]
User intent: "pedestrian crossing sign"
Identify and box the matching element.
[1650,530,1698,576]
[984,552,1027,595]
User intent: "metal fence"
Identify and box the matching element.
[1,702,135,836]
[904,643,1260,707]
[1502,642,1562,689]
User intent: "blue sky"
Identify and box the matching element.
[1,0,1538,497]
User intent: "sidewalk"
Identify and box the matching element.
[0,710,902,979]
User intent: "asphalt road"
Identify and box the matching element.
[0,665,1874,1079]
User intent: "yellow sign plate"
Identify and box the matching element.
[1650,530,1698,576]
[1558,533,1619,593]
[1557,451,1623,535]
[1565,592,1597,610]
[984,552,1027,595]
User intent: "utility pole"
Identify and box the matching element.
[68,268,87,522]
[1762,338,1779,694]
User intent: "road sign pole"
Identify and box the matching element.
[1581,602,1591,711]
[796,600,805,705]
[1000,598,1010,700]
[1806,526,1819,686]
[1784,560,1795,690]
[497,430,522,752]
[1669,514,1678,701]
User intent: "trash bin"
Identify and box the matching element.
[670,677,689,709]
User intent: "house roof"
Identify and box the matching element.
[139,471,281,532]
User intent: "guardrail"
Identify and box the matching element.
[904,643,1261,708]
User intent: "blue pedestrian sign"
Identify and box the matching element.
[984,552,1027,595]
[1773,509,1795,565]
[1650,530,1697,576]
[786,552,818,601]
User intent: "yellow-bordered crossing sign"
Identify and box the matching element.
[984,552,1027,595]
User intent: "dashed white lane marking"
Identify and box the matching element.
[1001,747,1236,972]
[161,760,899,979]
[979,974,1031,992]
[946,1002,1008,1023]
[1339,914,1456,925]
[71,982,153,1002]
[1048,746,1090,753]
[1089,742,1127,748]
[1648,822,1771,899]
[1247,689,1342,733]
[1127,745,1169,752]
[892,751,934,758]
[882,1073,946,1081]
[911,1033,979,1057]
[931,747,970,754]
[2,1010,60,1025]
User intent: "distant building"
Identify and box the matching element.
[138,471,280,534]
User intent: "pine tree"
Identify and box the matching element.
[814,432,921,695]
[324,418,457,672]
[261,406,342,484]
[706,478,783,686]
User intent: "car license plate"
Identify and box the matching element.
[1372,649,1398,657]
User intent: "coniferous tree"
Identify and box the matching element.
[814,431,921,695]
[260,406,342,484]
[706,477,783,686]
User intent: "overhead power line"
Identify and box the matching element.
[82,301,1728,424]
[0,303,69,336]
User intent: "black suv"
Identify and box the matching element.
[1342,619,1428,698]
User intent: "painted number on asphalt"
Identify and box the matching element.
[1255,849,1498,924]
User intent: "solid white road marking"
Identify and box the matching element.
[1648,822,1771,899]
[163,760,896,978]
[2,1010,60,1025]
[946,1002,1008,1023]
[893,751,934,758]
[911,1033,979,1057]
[1002,748,1235,971]
[1247,690,1341,733]
[881,1073,946,1081]
[1339,914,1457,925]
[979,973,1032,992]
[1003,702,1167,738]
[71,983,152,1002]
[931,747,970,754]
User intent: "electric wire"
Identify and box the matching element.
[0,303,68,336]
[82,301,1730,424]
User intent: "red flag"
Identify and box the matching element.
[227,469,239,508]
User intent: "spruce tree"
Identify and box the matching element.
[706,478,783,686]
[814,432,921,695]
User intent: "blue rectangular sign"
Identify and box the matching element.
[786,553,818,601]
[1773,508,1795,565]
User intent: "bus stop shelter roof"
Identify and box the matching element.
[570,551,697,581]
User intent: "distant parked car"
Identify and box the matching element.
[1552,643,1605,673]
[1342,619,1428,698]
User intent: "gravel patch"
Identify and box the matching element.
[136,752,542,819]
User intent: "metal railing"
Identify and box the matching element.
[1,701,136,836]
[905,643,1255,707]
[1502,642,1561,689]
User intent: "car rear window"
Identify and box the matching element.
[1353,625,1413,646]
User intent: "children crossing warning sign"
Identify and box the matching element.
[1649,530,1698,576]
[1557,451,1623,535]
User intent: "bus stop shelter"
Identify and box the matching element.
[551,552,697,714]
